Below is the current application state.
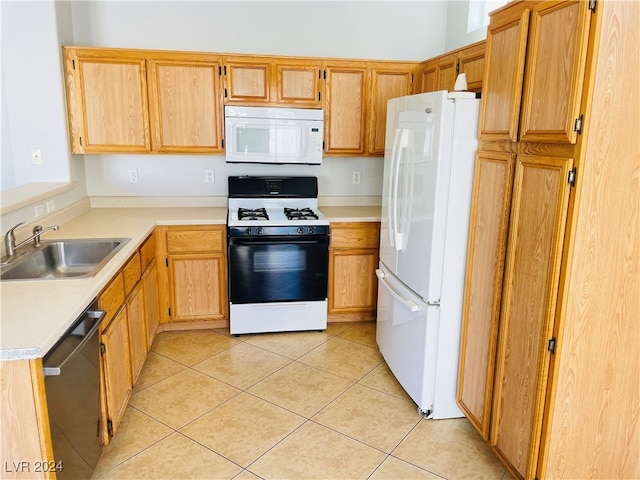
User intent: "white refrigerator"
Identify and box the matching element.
[376,90,479,419]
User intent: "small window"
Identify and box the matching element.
[467,0,509,32]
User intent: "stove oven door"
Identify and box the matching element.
[228,234,329,304]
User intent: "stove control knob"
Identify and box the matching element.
[257,227,264,235]
[309,227,314,234]
[297,227,304,234]
[245,227,252,235]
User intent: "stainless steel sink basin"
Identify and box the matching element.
[0,238,130,280]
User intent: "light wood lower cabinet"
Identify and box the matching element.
[157,225,229,327]
[328,222,380,322]
[142,261,160,347]
[126,282,147,385]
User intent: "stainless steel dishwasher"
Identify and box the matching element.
[43,300,105,479]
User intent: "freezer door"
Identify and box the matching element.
[379,91,454,301]
[375,263,439,414]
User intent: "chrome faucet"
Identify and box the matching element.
[4,222,59,258]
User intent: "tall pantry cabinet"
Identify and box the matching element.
[457,1,639,479]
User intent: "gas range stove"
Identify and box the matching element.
[227,176,329,234]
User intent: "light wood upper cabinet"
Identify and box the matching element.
[275,60,323,107]
[480,1,592,144]
[223,56,322,108]
[368,65,414,155]
[63,48,151,153]
[324,63,369,155]
[418,41,486,94]
[148,55,223,153]
[519,1,592,144]
[479,4,530,141]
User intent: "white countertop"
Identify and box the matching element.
[0,205,380,361]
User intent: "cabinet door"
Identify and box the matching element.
[101,308,132,438]
[519,1,592,144]
[435,53,458,92]
[328,250,378,313]
[126,282,147,385]
[458,42,486,93]
[457,151,515,440]
[369,66,413,155]
[419,63,437,93]
[224,57,272,104]
[168,254,228,322]
[63,48,150,153]
[275,60,323,107]
[479,5,530,141]
[142,261,160,347]
[324,64,368,155]
[148,56,223,153]
[490,154,574,479]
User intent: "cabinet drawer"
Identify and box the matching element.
[330,223,380,249]
[139,233,156,270]
[98,273,125,325]
[122,252,141,296]
[167,228,224,253]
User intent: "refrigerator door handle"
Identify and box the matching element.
[388,128,403,248]
[392,129,410,251]
[376,268,419,312]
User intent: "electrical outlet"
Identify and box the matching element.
[128,169,139,184]
[46,200,55,213]
[34,204,44,217]
[204,169,215,184]
[31,149,42,165]
[352,171,362,185]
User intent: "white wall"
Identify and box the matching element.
[445,0,488,51]
[71,1,450,201]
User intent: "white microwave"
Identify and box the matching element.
[224,106,324,165]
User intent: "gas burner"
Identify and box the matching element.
[284,207,319,221]
[238,207,269,221]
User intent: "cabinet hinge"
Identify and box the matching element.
[568,167,577,187]
[107,419,114,437]
[224,87,228,98]
[318,69,322,79]
[224,65,227,75]
[323,70,326,80]
[547,337,557,354]
[318,92,321,101]
[72,59,76,70]
[79,136,83,147]
[322,141,325,150]
[574,114,584,134]
[588,0,596,12]
[99,343,106,355]
[165,258,169,267]
[456,61,460,74]
[168,307,172,316]
[411,73,414,83]
[221,138,225,148]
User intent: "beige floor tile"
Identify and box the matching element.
[92,408,172,477]
[181,392,305,467]
[337,321,378,348]
[359,362,413,402]
[244,330,331,359]
[193,342,291,389]
[298,336,383,381]
[393,418,506,480]
[134,351,186,392]
[312,384,421,452]
[152,330,240,366]
[248,421,386,479]
[370,456,443,479]
[325,322,356,337]
[94,432,242,480]
[129,369,240,429]
[247,362,352,417]
[233,470,262,480]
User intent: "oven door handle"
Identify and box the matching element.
[230,238,327,246]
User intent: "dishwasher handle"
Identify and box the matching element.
[43,309,106,377]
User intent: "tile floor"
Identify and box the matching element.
[92,322,513,480]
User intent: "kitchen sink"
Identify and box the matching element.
[0,238,130,280]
